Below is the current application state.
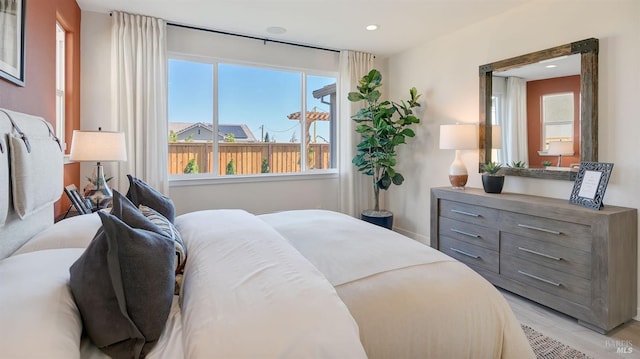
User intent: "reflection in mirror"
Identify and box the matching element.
[479,38,598,181]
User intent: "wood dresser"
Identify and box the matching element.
[430,187,637,333]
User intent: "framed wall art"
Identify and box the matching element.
[0,0,26,86]
[568,162,614,210]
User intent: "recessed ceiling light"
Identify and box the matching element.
[266,26,287,35]
[545,64,558,68]
[365,24,379,31]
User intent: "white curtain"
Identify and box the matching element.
[338,51,374,217]
[111,12,169,194]
[504,77,528,164]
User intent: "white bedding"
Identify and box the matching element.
[175,209,367,358]
[4,208,534,358]
[0,249,85,359]
[259,209,453,286]
[260,209,535,358]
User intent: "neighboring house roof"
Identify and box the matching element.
[312,83,336,99]
[176,122,213,136]
[168,122,257,142]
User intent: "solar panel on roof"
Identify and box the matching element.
[219,125,247,139]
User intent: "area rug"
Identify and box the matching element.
[522,324,593,359]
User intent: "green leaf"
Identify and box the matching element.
[367,90,381,103]
[401,128,415,137]
[347,92,365,102]
[387,168,396,178]
[356,125,374,133]
[392,173,404,185]
[378,172,392,190]
[391,135,406,145]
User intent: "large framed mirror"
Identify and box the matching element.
[479,38,598,180]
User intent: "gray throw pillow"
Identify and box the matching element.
[139,204,187,274]
[69,211,175,359]
[126,174,175,223]
[111,190,162,233]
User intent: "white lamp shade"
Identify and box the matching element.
[491,125,502,149]
[439,124,478,150]
[547,141,574,155]
[70,130,128,162]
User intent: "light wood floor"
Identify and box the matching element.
[501,289,640,358]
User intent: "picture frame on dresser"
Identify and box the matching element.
[569,162,614,210]
[0,0,26,86]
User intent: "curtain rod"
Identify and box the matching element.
[167,22,341,54]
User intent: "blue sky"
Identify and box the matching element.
[168,59,335,143]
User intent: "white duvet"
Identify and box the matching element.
[4,210,366,359]
[176,209,366,358]
[3,208,533,358]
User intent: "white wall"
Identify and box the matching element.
[385,0,640,311]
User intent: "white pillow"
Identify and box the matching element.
[0,248,85,359]
[13,212,101,255]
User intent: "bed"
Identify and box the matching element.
[0,108,534,358]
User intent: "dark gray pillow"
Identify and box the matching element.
[69,211,175,359]
[111,190,162,233]
[126,174,175,223]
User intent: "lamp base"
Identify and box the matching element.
[85,164,113,210]
[449,174,468,189]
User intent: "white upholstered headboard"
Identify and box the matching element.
[0,108,63,258]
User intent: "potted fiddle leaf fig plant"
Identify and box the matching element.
[348,69,421,229]
[481,161,505,194]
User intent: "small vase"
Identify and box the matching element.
[482,175,505,194]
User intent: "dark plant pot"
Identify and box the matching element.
[482,175,505,194]
[361,209,393,230]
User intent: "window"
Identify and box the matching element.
[55,22,66,151]
[168,57,337,177]
[541,92,574,150]
[491,94,505,163]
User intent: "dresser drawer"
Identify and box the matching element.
[501,255,591,307]
[440,200,498,228]
[439,217,499,251]
[501,211,592,252]
[501,232,591,280]
[440,236,499,274]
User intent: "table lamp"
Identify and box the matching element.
[547,140,573,167]
[70,128,127,209]
[439,124,478,189]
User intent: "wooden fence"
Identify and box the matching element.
[168,142,330,175]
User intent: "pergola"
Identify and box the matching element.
[286,109,330,144]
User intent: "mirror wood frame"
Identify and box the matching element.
[479,38,598,181]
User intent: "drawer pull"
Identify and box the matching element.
[450,228,480,238]
[518,270,562,287]
[450,247,480,259]
[518,247,562,261]
[517,223,561,235]
[451,209,480,217]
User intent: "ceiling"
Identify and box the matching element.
[495,54,581,81]
[76,0,532,57]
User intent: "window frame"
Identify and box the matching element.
[167,52,339,184]
[55,21,66,153]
